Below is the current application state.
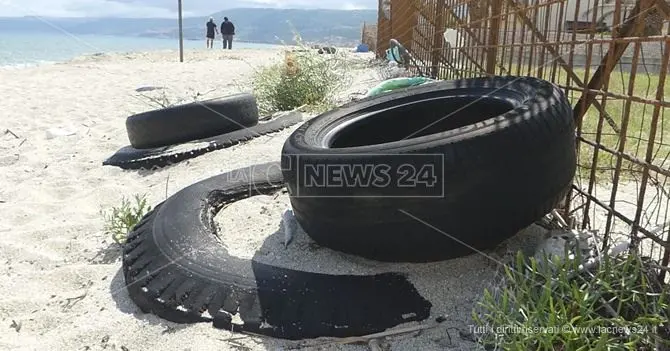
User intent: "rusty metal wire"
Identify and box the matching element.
[376,0,670,278]
[362,22,378,52]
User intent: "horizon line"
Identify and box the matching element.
[0,7,377,20]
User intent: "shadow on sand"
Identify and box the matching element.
[109,208,437,349]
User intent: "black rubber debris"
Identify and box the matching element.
[281,76,576,262]
[126,93,259,149]
[122,162,432,340]
[104,112,303,170]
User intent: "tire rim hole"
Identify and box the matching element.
[326,95,518,148]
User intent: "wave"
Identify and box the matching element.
[0,60,58,70]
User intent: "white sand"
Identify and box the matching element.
[1,47,667,351]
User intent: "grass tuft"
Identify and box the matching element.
[251,33,349,114]
[102,194,152,245]
[474,250,670,350]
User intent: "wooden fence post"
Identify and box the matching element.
[431,1,446,77]
[390,0,418,53]
[487,0,502,74]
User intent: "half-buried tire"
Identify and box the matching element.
[122,162,432,340]
[105,112,303,170]
[126,93,259,149]
[280,76,576,263]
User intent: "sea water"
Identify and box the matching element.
[0,31,278,68]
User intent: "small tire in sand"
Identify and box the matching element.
[122,162,431,339]
[126,93,259,149]
[104,112,303,170]
[281,76,576,263]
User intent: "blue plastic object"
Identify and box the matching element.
[356,43,370,53]
[385,46,403,64]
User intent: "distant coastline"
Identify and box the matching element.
[0,31,281,68]
[0,7,377,48]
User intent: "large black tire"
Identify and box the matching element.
[104,112,303,170]
[126,93,259,149]
[122,162,432,340]
[281,76,576,263]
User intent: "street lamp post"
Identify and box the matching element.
[178,0,184,62]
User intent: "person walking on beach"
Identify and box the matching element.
[206,17,218,49]
[220,17,236,50]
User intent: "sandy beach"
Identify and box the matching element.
[0,48,485,351]
[0,47,667,351]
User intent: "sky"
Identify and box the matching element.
[0,0,377,18]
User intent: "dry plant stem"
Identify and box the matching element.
[137,92,171,108]
[62,289,88,311]
[192,88,217,100]
[4,129,19,139]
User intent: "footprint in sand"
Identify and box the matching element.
[43,183,79,202]
[0,154,19,167]
[3,207,43,228]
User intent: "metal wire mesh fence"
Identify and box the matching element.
[362,22,378,52]
[376,0,670,276]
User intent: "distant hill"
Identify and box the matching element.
[204,8,378,45]
[0,8,378,46]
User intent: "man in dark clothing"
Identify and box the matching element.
[220,17,235,50]
[205,17,218,49]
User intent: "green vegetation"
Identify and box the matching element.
[560,68,669,183]
[102,194,152,245]
[468,63,670,350]
[444,63,669,182]
[251,37,349,114]
[474,250,670,350]
[434,53,670,350]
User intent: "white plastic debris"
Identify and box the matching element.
[282,208,296,248]
[443,28,459,48]
[45,127,76,140]
[608,240,630,256]
[534,234,572,262]
[384,63,409,79]
[533,229,594,264]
